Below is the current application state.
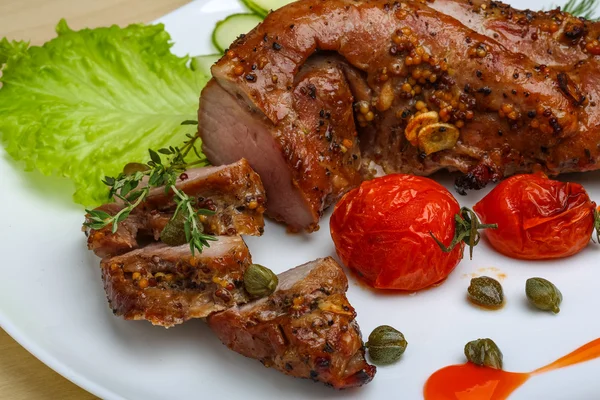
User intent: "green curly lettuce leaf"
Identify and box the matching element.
[0,20,209,206]
[0,37,29,65]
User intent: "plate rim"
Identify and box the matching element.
[3,0,600,399]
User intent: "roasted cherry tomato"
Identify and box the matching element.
[473,173,597,260]
[330,175,491,291]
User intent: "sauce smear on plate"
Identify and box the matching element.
[423,338,600,399]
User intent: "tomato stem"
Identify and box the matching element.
[430,207,497,260]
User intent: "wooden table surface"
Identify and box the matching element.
[0,2,191,398]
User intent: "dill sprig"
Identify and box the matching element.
[561,0,599,19]
[85,123,215,255]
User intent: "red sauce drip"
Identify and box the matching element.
[424,338,600,400]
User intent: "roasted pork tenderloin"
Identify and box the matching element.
[208,257,376,389]
[199,0,600,231]
[86,159,266,258]
[101,236,252,327]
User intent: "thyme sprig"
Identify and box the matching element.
[171,187,218,255]
[561,0,599,19]
[85,127,215,254]
[86,184,149,233]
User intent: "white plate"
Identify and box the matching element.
[2,0,600,399]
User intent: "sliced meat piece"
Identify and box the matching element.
[86,159,265,258]
[200,55,362,232]
[101,236,251,327]
[207,257,375,389]
[86,202,145,259]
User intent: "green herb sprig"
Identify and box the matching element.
[171,186,217,254]
[85,126,216,255]
[85,181,149,234]
[561,0,599,19]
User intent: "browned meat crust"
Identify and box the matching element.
[430,0,596,67]
[200,0,600,229]
[101,236,251,327]
[207,257,376,389]
[201,56,362,232]
[86,159,266,258]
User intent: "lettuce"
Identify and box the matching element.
[0,20,209,206]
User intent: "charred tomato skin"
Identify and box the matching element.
[473,173,596,260]
[330,174,463,291]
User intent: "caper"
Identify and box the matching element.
[467,276,504,309]
[244,264,278,298]
[160,212,187,246]
[464,338,503,369]
[365,325,407,365]
[123,162,150,175]
[526,277,562,314]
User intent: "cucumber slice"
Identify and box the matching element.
[241,0,296,17]
[212,13,263,53]
[190,54,222,76]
